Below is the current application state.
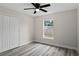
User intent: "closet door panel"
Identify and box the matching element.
[2,16,10,51]
[0,15,3,52]
[9,16,19,49]
[8,16,14,49]
[13,17,19,47]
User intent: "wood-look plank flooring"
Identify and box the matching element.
[0,42,78,56]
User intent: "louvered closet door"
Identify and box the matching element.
[9,16,19,49]
[1,16,19,52]
[2,15,10,51]
[0,15,3,52]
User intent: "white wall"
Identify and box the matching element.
[0,6,34,52]
[34,9,77,50]
[77,7,79,53]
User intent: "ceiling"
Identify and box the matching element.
[0,3,79,16]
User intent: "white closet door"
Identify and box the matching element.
[9,16,19,49]
[0,15,3,52]
[1,16,19,52]
[13,17,19,48]
[2,15,10,51]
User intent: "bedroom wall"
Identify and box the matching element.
[77,7,79,53]
[34,9,77,50]
[0,6,34,52]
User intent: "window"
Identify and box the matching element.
[43,18,54,39]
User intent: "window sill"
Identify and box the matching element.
[43,36,54,40]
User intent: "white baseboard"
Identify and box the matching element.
[34,40,77,50]
[51,43,77,50]
[0,41,32,53]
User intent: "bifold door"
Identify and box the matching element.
[0,15,19,52]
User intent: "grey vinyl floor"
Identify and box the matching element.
[0,42,78,56]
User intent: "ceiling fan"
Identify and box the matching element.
[24,3,50,14]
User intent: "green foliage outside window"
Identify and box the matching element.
[44,20,53,26]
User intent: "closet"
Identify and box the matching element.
[0,15,19,52]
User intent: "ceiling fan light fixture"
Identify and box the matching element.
[24,3,50,14]
[36,9,39,11]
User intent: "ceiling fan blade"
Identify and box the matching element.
[40,9,47,12]
[34,11,36,14]
[24,8,35,10]
[40,4,50,8]
[32,3,40,8]
[32,3,37,8]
